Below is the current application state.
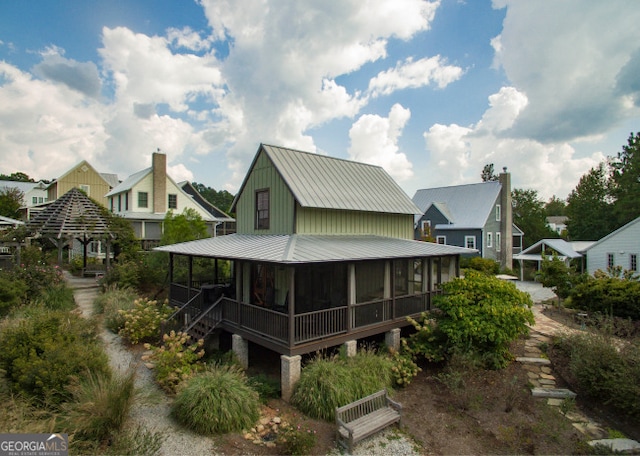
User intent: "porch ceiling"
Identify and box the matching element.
[155,233,475,263]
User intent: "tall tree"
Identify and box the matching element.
[0,172,34,182]
[512,188,557,248]
[0,187,24,219]
[565,162,614,240]
[192,182,235,214]
[609,131,640,227]
[481,163,499,182]
[544,195,566,216]
[161,208,208,246]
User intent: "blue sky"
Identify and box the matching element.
[1,0,639,202]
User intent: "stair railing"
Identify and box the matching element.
[183,295,225,340]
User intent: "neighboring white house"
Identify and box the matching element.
[546,216,568,235]
[584,216,640,275]
[106,152,233,249]
[0,180,49,211]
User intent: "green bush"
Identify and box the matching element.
[0,308,110,405]
[247,373,281,403]
[171,364,260,435]
[10,258,64,301]
[409,270,535,369]
[570,276,640,320]
[291,348,395,421]
[278,422,317,455]
[102,259,142,290]
[536,255,586,299]
[0,273,27,315]
[142,331,205,394]
[61,369,136,442]
[390,342,421,386]
[37,284,76,311]
[118,297,173,344]
[94,285,138,333]
[557,333,640,417]
[466,257,500,275]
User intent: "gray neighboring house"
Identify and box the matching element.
[584,216,640,276]
[412,171,522,270]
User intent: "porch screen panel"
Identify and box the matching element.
[355,262,385,302]
[146,222,162,239]
[295,263,347,314]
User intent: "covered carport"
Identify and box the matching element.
[513,238,593,280]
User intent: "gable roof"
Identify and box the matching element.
[231,144,421,215]
[105,167,151,196]
[178,181,234,221]
[0,180,47,193]
[47,160,112,189]
[583,216,640,252]
[514,238,590,261]
[412,181,502,229]
[156,233,474,263]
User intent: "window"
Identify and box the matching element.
[138,192,148,208]
[32,196,37,204]
[422,220,431,233]
[465,235,476,249]
[486,232,493,248]
[496,232,501,251]
[495,204,501,221]
[630,254,637,272]
[79,184,90,196]
[168,194,177,209]
[436,235,446,245]
[255,189,270,229]
[607,253,615,269]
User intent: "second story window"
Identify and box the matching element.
[465,235,476,249]
[607,253,615,269]
[79,184,90,196]
[495,204,501,221]
[255,189,270,229]
[630,254,637,272]
[168,194,177,209]
[486,232,493,248]
[138,192,148,208]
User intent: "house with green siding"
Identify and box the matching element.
[157,144,474,400]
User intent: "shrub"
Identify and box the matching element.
[94,285,138,333]
[142,331,205,394]
[37,284,76,311]
[557,333,640,418]
[466,257,500,275]
[0,309,110,405]
[247,373,281,403]
[171,364,260,435]
[291,348,395,421]
[410,270,535,369]
[570,276,640,320]
[536,254,585,299]
[102,259,142,291]
[118,297,173,344]
[0,273,27,315]
[278,422,317,455]
[10,261,64,301]
[390,342,421,387]
[61,369,136,442]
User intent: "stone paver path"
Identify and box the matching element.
[514,281,640,448]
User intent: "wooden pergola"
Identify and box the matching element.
[26,187,113,268]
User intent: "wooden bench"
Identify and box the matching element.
[335,389,402,452]
[82,264,106,278]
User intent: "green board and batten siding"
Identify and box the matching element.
[235,150,296,234]
[235,146,418,238]
[296,206,414,238]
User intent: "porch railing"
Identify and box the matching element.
[170,289,438,347]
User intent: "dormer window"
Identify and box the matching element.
[256,189,270,229]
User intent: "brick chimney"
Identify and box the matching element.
[499,167,513,270]
[152,151,167,213]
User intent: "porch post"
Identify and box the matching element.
[215,259,219,283]
[281,354,301,402]
[288,266,295,347]
[168,253,174,283]
[188,256,193,300]
[348,263,356,332]
[384,261,393,320]
[232,334,248,370]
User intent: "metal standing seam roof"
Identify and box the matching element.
[155,233,475,263]
[105,167,150,196]
[412,181,502,228]
[232,144,421,215]
[514,238,585,260]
